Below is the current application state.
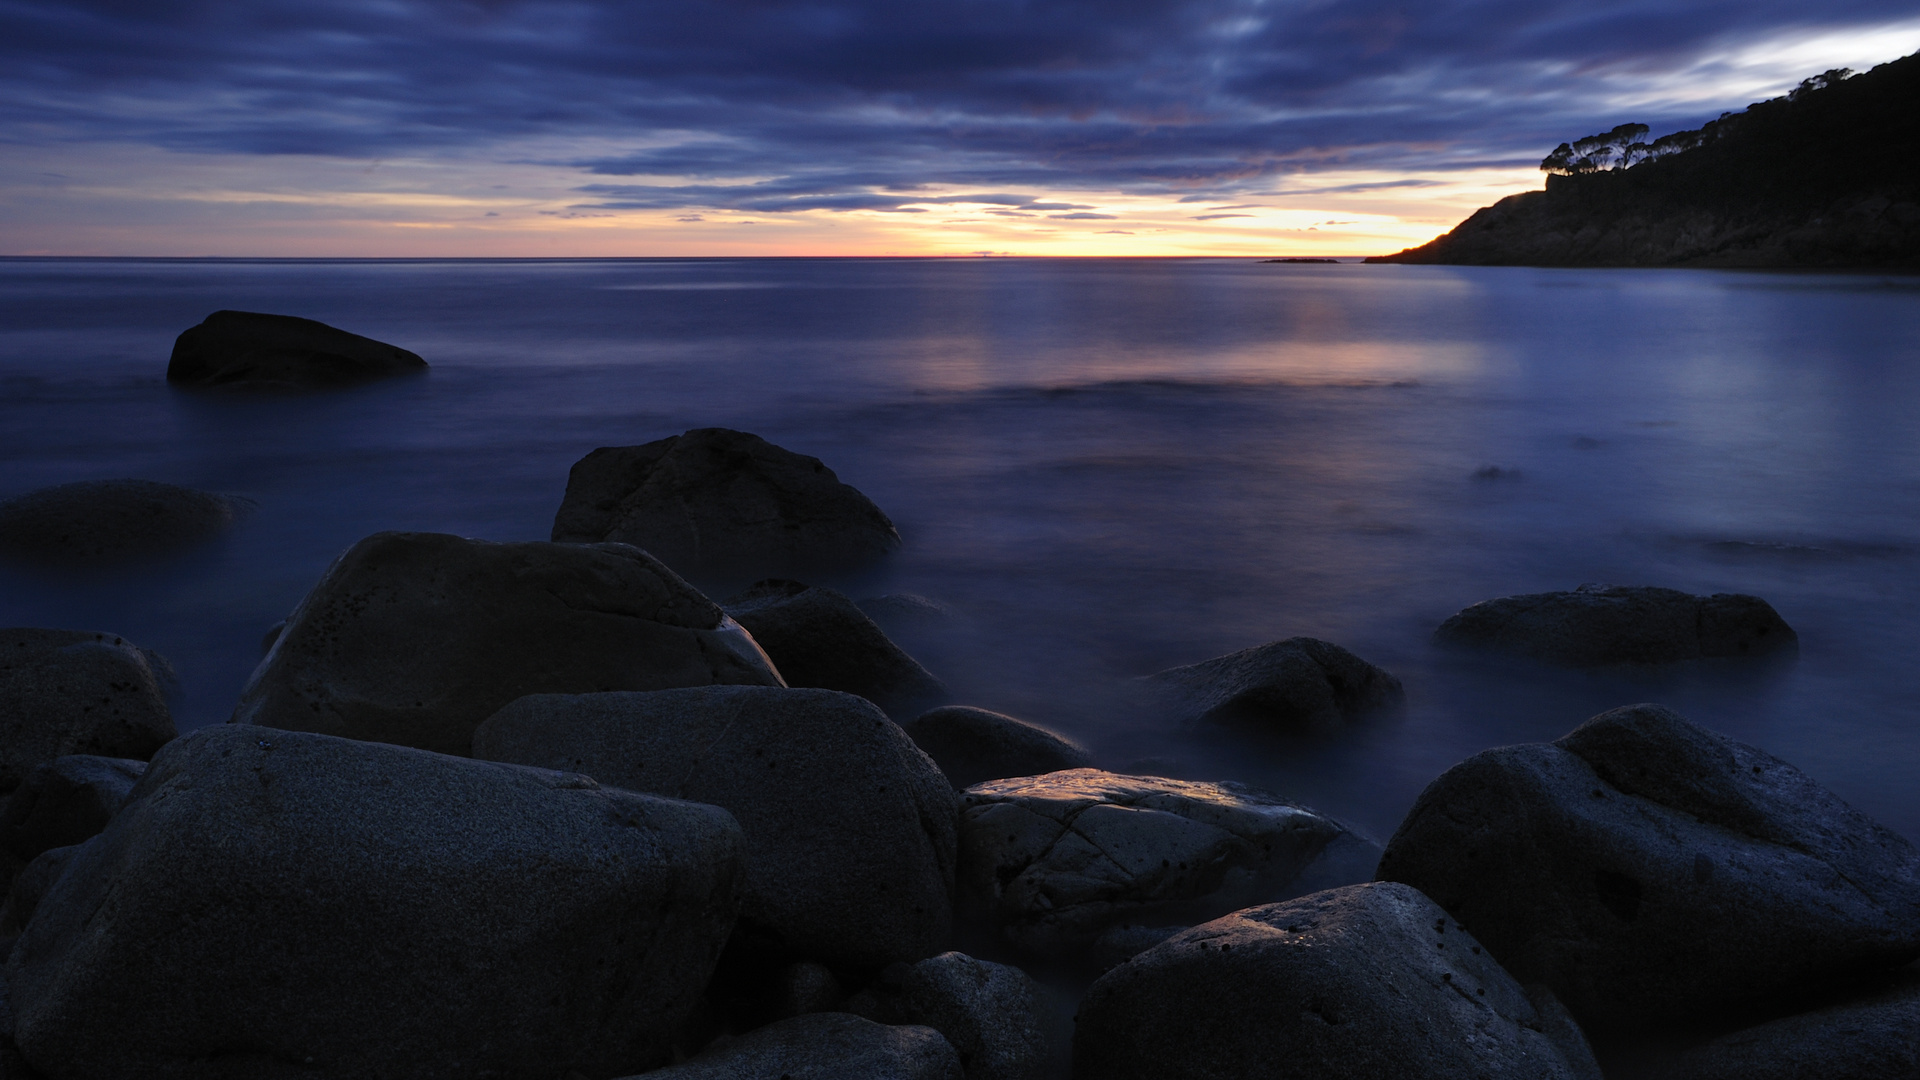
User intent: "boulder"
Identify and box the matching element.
[859,593,956,631]
[1140,637,1404,731]
[0,629,175,794]
[1073,882,1602,1080]
[1433,584,1796,666]
[1376,704,1920,1034]
[6,724,745,1080]
[902,706,1092,790]
[726,580,948,717]
[0,756,145,862]
[847,952,1047,1080]
[1647,970,1920,1080]
[550,428,900,581]
[0,843,80,938]
[0,479,251,563]
[167,309,427,389]
[473,686,957,969]
[232,532,784,757]
[958,769,1378,957]
[625,1013,960,1080]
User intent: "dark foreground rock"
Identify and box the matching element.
[1433,584,1796,666]
[628,1013,960,1080]
[0,842,79,938]
[959,769,1378,958]
[1141,637,1404,731]
[1377,704,1920,1034]
[233,532,784,756]
[550,428,901,581]
[903,706,1092,790]
[0,479,251,563]
[726,580,948,717]
[847,952,1047,1080]
[473,686,957,969]
[0,629,175,794]
[1074,882,1602,1080]
[0,755,144,863]
[7,725,745,1080]
[167,309,427,389]
[1647,969,1920,1080]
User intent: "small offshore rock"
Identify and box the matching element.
[474,686,957,969]
[167,309,427,389]
[625,1013,961,1080]
[1073,882,1602,1080]
[551,427,901,581]
[7,725,745,1079]
[1141,637,1404,731]
[1378,704,1920,1033]
[0,756,145,863]
[903,706,1092,790]
[958,769,1378,957]
[859,593,957,631]
[1647,969,1920,1080]
[0,629,175,794]
[849,952,1047,1080]
[0,479,251,563]
[232,531,784,756]
[1433,583,1796,666]
[727,580,948,717]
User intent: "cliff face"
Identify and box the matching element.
[1370,53,1920,268]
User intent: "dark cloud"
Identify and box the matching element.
[2,0,1913,214]
[1191,213,1253,220]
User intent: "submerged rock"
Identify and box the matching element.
[0,479,251,563]
[1140,637,1404,731]
[0,629,175,795]
[550,428,901,581]
[958,769,1378,957]
[7,725,745,1080]
[902,706,1092,791]
[473,686,957,970]
[233,532,784,757]
[1433,583,1796,666]
[0,756,144,863]
[726,580,948,717]
[627,1013,961,1080]
[1647,970,1920,1080]
[859,593,957,631]
[1377,704,1920,1034]
[847,952,1048,1080]
[167,309,427,389]
[1073,882,1602,1080]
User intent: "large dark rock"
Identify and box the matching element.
[1647,969,1920,1080]
[903,706,1092,791]
[958,769,1378,958]
[6,725,745,1080]
[726,580,948,717]
[0,480,251,563]
[0,756,144,863]
[847,952,1048,1080]
[1074,882,1602,1080]
[550,428,901,581]
[626,1013,961,1080]
[1377,704,1920,1034]
[1140,637,1404,731]
[167,310,427,389]
[0,629,175,795]
[0,842,81,939]
[232,532,784,757]
[1433,584,1796,666]
[473,686,957,970]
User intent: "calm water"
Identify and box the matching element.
[3,256,1919,845]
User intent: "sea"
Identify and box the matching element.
[3,256,1918,847]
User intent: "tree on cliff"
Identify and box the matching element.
[1540,123,1650,174]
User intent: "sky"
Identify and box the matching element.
[2,1,1918,257]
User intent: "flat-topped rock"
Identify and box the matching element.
[1434,584,1796,666]
[1140,637,1403,731]
[0,629,175,795]
[233,532,784,757]
[1377,704,1920,1034]
[167,309,427,389]
[726,580,947,717]
[550,428,900,581]
[0,479,251,563]
[902,706,1092,791]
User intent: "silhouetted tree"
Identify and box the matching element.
[1540,123,1649,174]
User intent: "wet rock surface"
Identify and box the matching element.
[0,479,251,564]
[628,1013,961,1080]
[847,952,1047,1080]
[550,428,901,582]
[473,685,957,969]
[167,309,427,389]
[958,769,1378,958]
[1073,882,1602,1080]
[1433,584,1796,666]
[1645,969,1920,1080]
[6,724,745,1080]
[903,706,1092,791]
[233,531,784,756]
[0,755,144,863]
[0,629,175,795]
[1140,637,1404,731]
[1378,704,1920,1034]
[726,580,948,717]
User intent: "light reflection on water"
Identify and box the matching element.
[1,257,1918,844]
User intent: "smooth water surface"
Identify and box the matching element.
[3,256,1918,842]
